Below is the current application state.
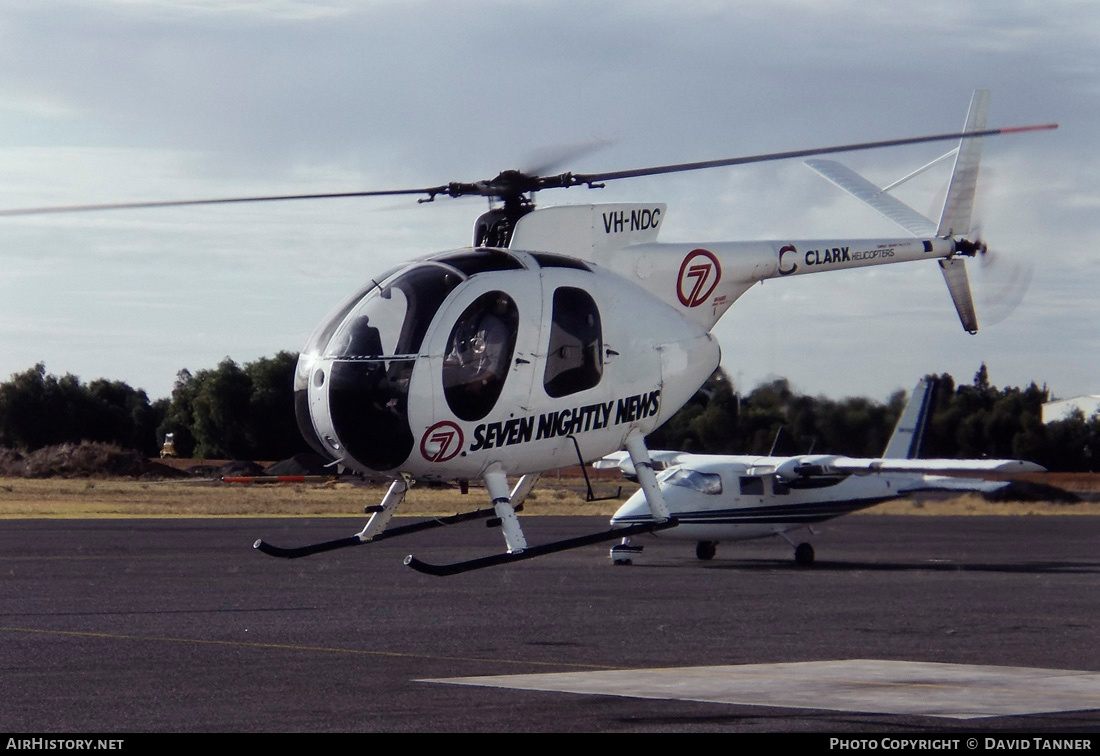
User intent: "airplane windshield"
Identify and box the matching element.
[665,468,723,495]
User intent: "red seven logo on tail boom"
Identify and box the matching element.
[676,249,721,307]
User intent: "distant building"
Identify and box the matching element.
[1042,396,1100,424]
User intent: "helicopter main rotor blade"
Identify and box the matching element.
[0,122,1056,216]
[566,123,1058,186]
[0,186,450,217]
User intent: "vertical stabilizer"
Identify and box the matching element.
[935,89,989,333]
[937,89,989,237]
[882,378,936,459]
[939,257,979,333]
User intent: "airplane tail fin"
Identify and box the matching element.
[882,377,936,459]
[804,89,991,333]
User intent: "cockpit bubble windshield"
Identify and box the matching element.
[322,263,465,359]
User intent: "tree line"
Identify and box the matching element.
[0,358,1096,470]
[0,353,309,461]
[647,364,1098,471]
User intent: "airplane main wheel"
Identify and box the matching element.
[794,542,815,567]
[695,541,717,561]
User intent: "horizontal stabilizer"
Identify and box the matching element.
[804,159,936,238]
[939,257,979,333]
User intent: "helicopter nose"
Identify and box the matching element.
[326,360,416,472]
[294,355,339,462]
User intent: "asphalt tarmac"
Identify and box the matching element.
[2,515,1099,733]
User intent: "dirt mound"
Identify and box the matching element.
[0,442,194,479]
[264,453,330,476]
[5,442,148,478]
[0,446,26,475]
[139,461,192,479]
[218,460,266,477]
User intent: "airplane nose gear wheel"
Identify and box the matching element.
[794,542,815,567]
[695,541,717,561]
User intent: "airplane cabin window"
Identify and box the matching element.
[739,476,765,496]
[543,287,603,398]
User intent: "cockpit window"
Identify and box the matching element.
[665,468,723,495]
[435,249,525,277]
[443,291,519,421]
[324,263,464,358]
[543,287,603,398]
[529,252,590,271]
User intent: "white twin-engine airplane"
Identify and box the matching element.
[5,89,1053,575]
[600,377,1046,566]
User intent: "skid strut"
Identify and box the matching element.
[404,434,682,576]
[254,471,520,559]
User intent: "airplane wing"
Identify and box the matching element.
[834,458,1044,475]
[774,454,1044,480]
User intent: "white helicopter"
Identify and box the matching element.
[598,377,1046,566]
[4,90,1055,575]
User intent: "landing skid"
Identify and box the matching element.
[256,432,678,575]
[405,519,678,576]
[253,505,504,559]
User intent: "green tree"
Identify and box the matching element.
[245,352,307,460]
[0,364,163,453]
[157,369,199,458]
[190,358,254,459]
[156,353,309,460]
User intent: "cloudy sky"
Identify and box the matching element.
[0,0,1095,403]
